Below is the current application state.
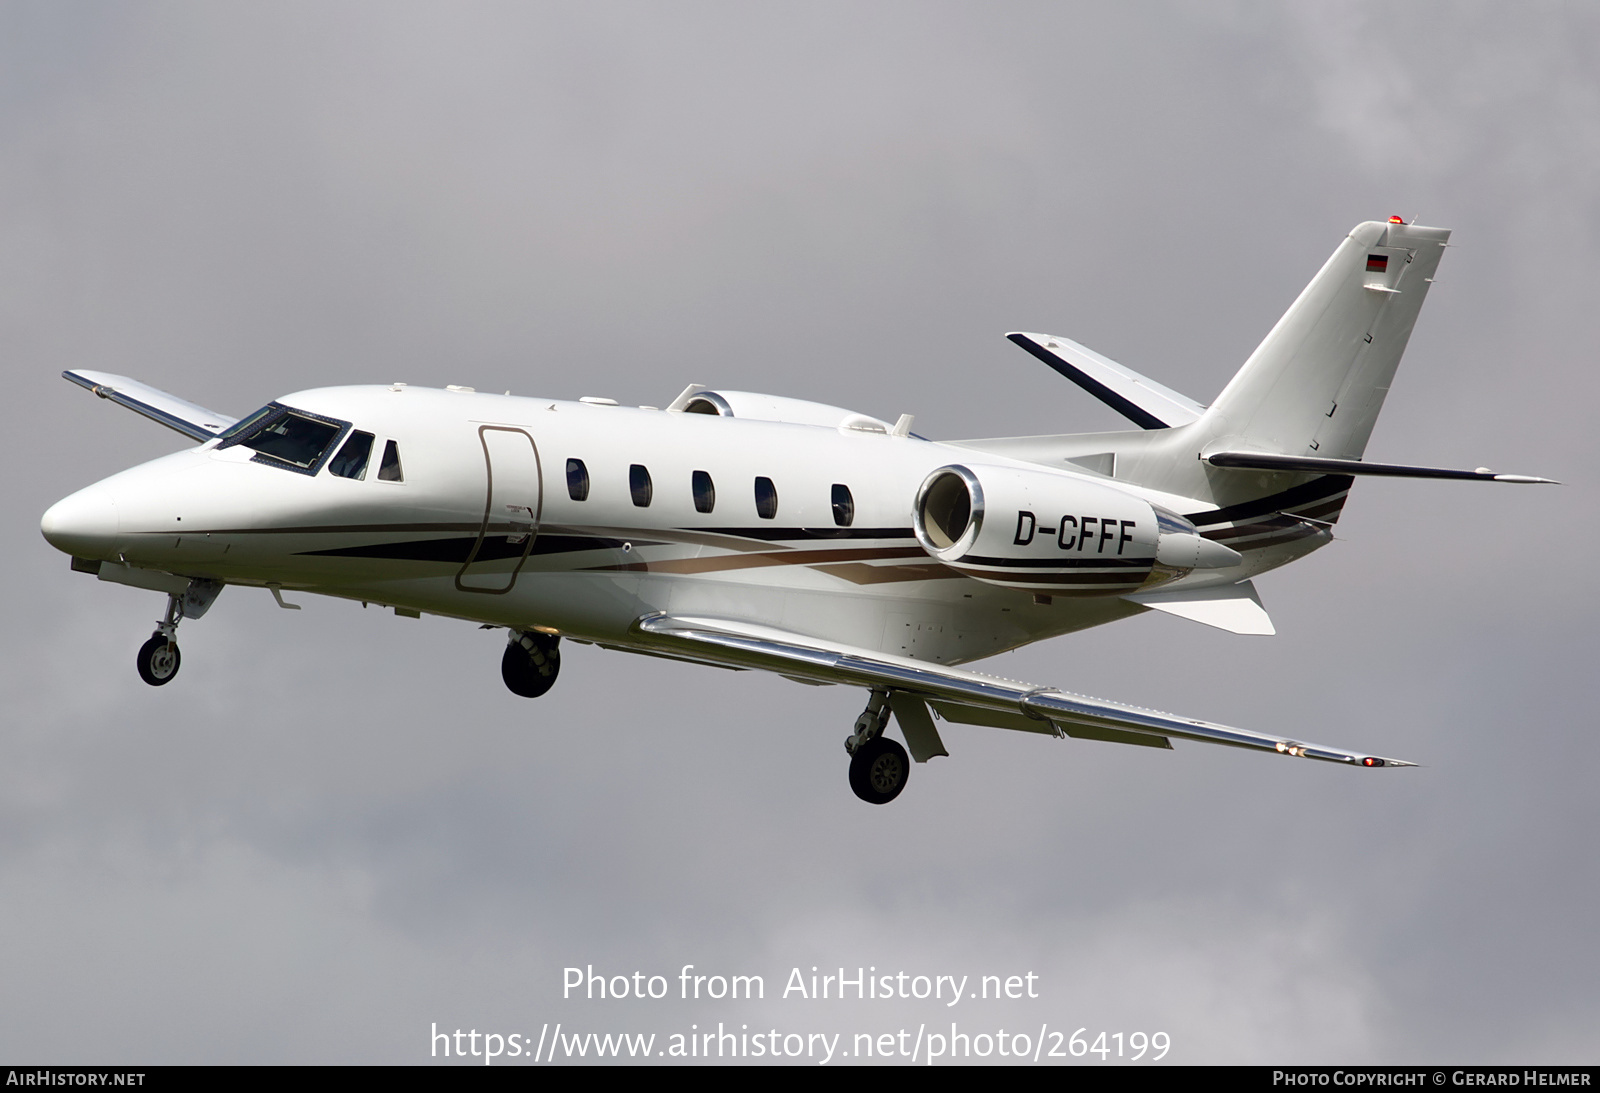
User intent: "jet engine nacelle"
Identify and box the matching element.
[912,464,1239,595]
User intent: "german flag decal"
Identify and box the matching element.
[1366,254,1389,273]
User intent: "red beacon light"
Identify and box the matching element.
[1362,757,1385,767]
[1388,215,1406,224]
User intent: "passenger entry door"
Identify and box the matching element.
[456,426,542,593]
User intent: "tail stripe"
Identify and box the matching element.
[1182,475,1353,528]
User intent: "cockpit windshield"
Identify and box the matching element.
[218,402,349,474]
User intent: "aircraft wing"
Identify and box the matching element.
[1007,332,1206,430]
[64,370,239,441]
[630,614,1414,769]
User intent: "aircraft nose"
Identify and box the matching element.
[41,484,121,559]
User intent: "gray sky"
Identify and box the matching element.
[3,1,1596,1064]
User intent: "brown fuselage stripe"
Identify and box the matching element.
[582,545,927,576]
[808,562,965,585]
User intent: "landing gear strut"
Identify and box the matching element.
[129,578,222,687]
[845,689,909,805]
[136,593,184,686]
[502,630,561,697]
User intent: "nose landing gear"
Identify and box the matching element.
[502,630,561,697]
[135,591,186,686]
[845,689,910,805]
[131,578,223,687]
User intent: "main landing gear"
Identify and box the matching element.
[845,689,910,805]
[502,630,561,697]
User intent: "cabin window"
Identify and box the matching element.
[567,459,590,501]
[692,470,715,514]
[379,439,404,482]
[328,431,374,480]
[831,483,855,527]
[754,476,778,520]
[630,464,652,507]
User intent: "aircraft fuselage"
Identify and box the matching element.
[43,384,1309,666]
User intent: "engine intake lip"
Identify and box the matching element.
[913,465,985,560]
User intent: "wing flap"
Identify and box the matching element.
[928,701,1053,735]
[930,698,1171,749]
[1056,723,1174,750]
[633,614,1412,768]
[64,370,238,441]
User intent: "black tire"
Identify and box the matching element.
[848,737,910,805]
[501,633,560,698]
[136,633,181,687]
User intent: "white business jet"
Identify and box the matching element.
[40,218,1554,803]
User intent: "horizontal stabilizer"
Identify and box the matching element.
[64,370,238,441]
[632,613,1411,768]
[1125,580,1275,635]
[1007,332,1205,430]
[1205,450,1558,484]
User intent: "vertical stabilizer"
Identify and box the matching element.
[1201,220,1449,462]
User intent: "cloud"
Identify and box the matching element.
[5,1,1596,1064]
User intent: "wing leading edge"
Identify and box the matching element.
[1007,332,1206,430]
[64,370,238,441]
[631,614,1414,769]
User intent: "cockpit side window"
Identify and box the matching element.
[329,431,375,480]
[219,402,349,475]
[378,439,404,482]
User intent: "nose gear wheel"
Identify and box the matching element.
[136,632,181,686]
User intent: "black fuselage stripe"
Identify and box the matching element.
[1184,475,1354,527]
[694,526,915,541]
[960,555,1153,569]
[1204,518,1303,541]
[951,566,1149,584]
[183,522,486,535]
[299,534,626,562]
[1203,527,1321,552]
[1291,497,1349,520]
